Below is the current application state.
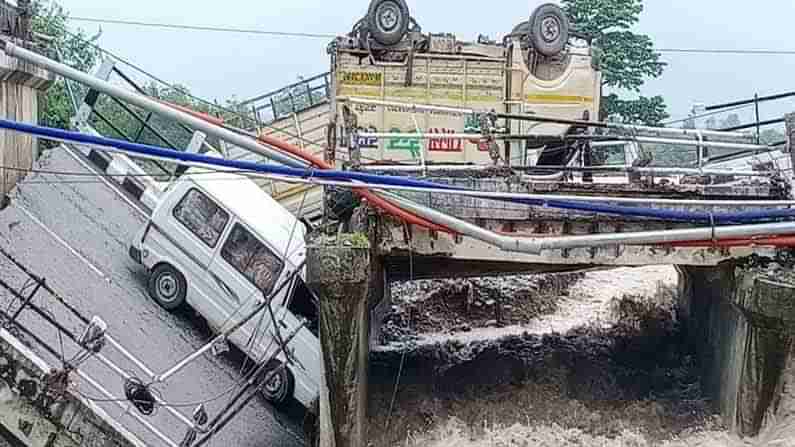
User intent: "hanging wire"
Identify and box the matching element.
[385,222,413,431]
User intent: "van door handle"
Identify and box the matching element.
[219,281,234,297]
[212,275,238,302]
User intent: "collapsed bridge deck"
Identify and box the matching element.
[364,169,793,280]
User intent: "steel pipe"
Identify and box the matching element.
[382,192,795,255]
[361,132,483,140]
[361,162,777,178]
[339,96,472,115]
[340,97,752,140]
[628,136,768,152]
[1,41,309,169]
[75,145,795,207]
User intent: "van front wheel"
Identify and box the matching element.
[261,362,294,407]
[148,264,186,311]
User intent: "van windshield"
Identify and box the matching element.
[221,223,284,295]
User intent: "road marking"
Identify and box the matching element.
[16,204,109,281]
[61,144,150,218]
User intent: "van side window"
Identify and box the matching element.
[173,189,229,248]
[221,224,284,295]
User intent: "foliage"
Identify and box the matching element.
[759,128,785,145]
[30,0,100,131]
[719,113,741,130]
[602,94,668,126]
[563,0,667,125]
[31,0,252,161]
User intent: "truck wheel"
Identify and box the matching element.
[261,362,294,407]
[367,0,410,46]
[529,3,569,57]
[147,264,186,311]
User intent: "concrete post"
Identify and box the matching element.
[307,237,371,447]
[757,342,795,446]
[679,263,795,438]
[0,38,54,203]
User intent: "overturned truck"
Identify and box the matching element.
[250,1,605,220]
[330,0,602,167]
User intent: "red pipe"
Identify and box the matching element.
[666,236,795,248]
[161,103,450,233]
[158,100,226,126]
[254,134,450,233]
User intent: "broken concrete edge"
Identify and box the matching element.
[0,328,146,447]
[679,258,795,438]
[306,235,372,287]
[0,43,54,91]
[733,266,795,324]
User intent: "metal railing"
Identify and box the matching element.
[0,246,204,447]
[708,92,795,144]
[71,59,211,180]
[240,72,331,127]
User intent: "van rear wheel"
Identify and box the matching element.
[261,362,294,407]
[148,264,187,311]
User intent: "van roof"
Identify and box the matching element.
[184,169,307,264]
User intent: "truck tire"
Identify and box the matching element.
[147,264,187,312]
[261,362,294,407]
[529,3,569,57]
[367,0,411,46]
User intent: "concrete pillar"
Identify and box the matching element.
[0,42,54,203]
[679,263,795,438]
[756,340,795,446]
[306,237,371,447]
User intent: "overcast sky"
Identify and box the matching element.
[59,0,795,127]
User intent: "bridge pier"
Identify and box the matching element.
[307,237,372,447]
[678,262,795,438]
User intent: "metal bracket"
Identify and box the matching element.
[185,131,207,155]
[71,58,116,129]
[78,316,108,354]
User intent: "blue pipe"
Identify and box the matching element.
[2,118,793,225]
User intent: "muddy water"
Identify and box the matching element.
[369,270,787,447]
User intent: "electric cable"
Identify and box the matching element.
[66,17,795,56]
[6,117,795,225]
[69,17,337,39]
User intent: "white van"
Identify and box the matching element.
[128,168,320,411]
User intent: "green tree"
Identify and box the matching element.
[562,0,668,126]
[30,0,100,131]
[30,0,255,168]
